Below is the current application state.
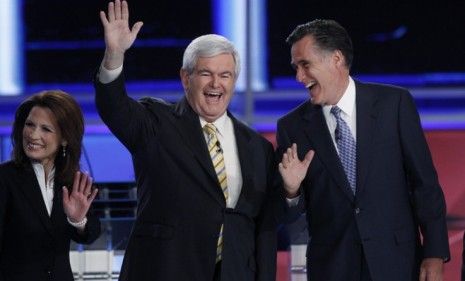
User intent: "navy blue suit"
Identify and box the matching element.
[276,80,450,281]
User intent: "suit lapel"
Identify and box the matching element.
[51,180,64,227]
[17,166,54,235]
[355,81,379,195]
[171,97,225,205]
[301,103,355,201]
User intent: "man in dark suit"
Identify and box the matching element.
[276,19,450,281]
[94,1,277,281]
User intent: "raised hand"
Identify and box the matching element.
[100,0,143,69]
[279,143,314,198]
[63,171,98,224]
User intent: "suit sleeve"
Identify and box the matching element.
[69,212,101,244]
[398,90,450,260]
[94,71,155,153]
[275,118,291,159]
[255,141,278,281]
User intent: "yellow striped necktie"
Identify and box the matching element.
[203,123,228,262]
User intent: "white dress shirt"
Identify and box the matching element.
[32,162,55,216]
[200,114,243,208]
[322,76,357,148]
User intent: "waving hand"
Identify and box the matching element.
[100,0,143,69]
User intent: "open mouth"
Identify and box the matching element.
[26,142,43,150]
[306,81,316,91]
[204,92,223,101]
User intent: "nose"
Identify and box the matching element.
[211,75,220,88]
[295,67,305,83]
[27,127,39,139]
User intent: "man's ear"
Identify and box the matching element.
[332,50,345,68]
[180,68,190,92]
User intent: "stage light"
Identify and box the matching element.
[213,0,267,91]
[0,0,23,96]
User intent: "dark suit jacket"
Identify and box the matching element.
[94,74,277,281]
[0,161,101,281]
[276,80,450,281]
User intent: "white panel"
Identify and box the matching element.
[0,0,23,95]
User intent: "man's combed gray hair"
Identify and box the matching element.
[182,34,240,79]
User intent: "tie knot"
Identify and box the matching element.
[330,106,342,118]
[203,123,217,137]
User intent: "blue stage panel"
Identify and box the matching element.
[1,137,12,162]
[82,135,134,184]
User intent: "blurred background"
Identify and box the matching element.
[1,0,464,280]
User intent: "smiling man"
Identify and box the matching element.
[276,19,450,281]
[180,53,236,122]
[93,1,278,281]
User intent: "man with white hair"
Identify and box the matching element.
[94,1,278,281]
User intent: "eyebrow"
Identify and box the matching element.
[291,59,309,68]
[26,118,55,130]
[196,68,233,76]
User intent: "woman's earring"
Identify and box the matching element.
[62,146,67,157]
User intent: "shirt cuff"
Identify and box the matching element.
[98,64,123,84]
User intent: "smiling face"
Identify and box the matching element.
[181,53,236,122]
[291,35,349,106]
[22,106,65,171]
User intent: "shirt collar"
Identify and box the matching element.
[199,112,228,137]
[31,161,55,185]
[323,76,356,117]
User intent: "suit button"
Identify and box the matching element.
[355,208,360,214]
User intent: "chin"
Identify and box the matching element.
[310,98,321,105]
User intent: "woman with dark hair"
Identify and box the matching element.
[0,90,101,281]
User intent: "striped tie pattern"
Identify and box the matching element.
[204,123,228,262]
[331,106,357,194]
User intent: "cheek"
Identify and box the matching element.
[22,127,30,137]
[50,135,61,147]
[194,93,205,106]
[224,81,235,94]
[192,78,207,91]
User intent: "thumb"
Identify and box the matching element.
[131,21,143,37]
[278,162,285,174]
[303,150,315,167]
[62,186,69,205]
[419,267,427,281]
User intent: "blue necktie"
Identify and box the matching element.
[331,106,357,194]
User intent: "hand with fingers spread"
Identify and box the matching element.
[279,143,314,198]
[63,171,98,224]
[100,0,143,70]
